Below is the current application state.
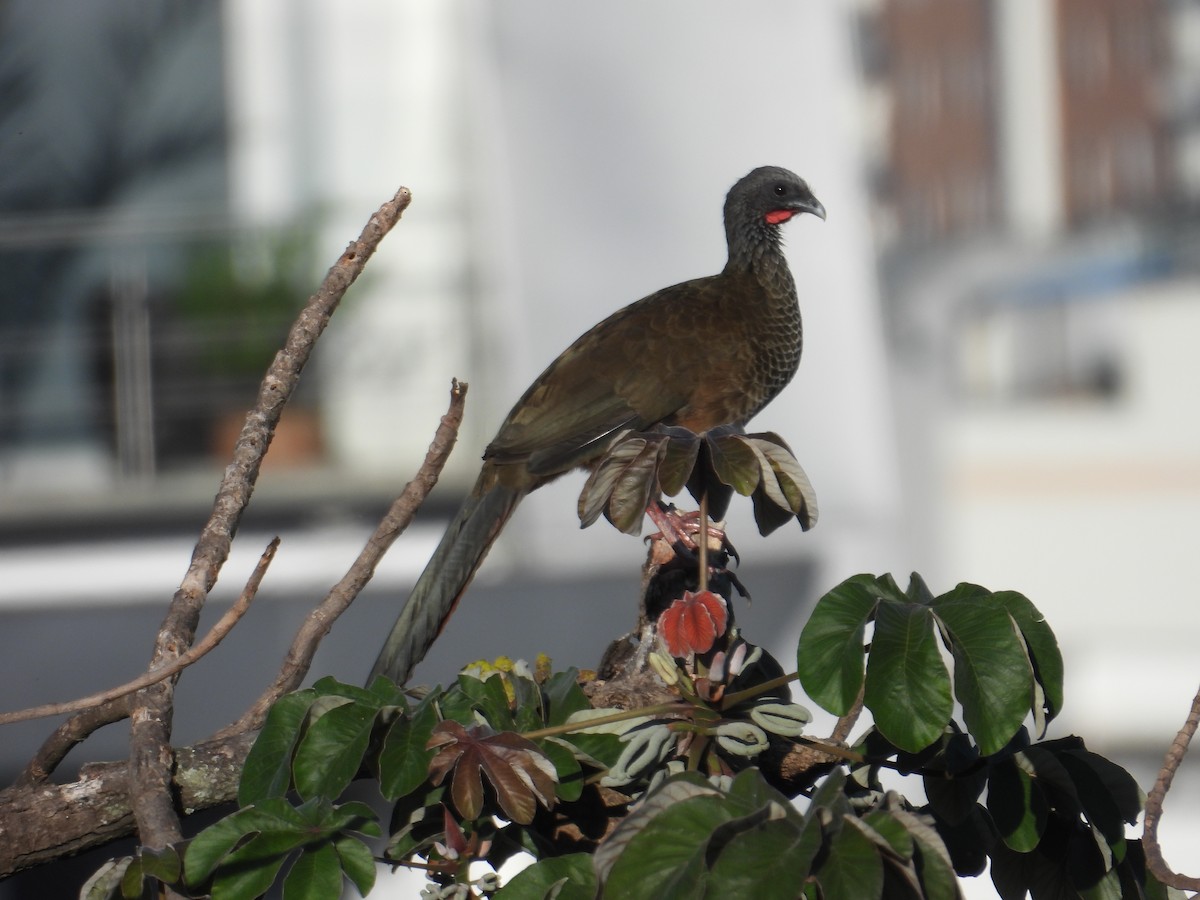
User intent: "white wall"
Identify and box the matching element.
[943,278,1200,745]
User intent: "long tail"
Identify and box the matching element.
[368,477,524,686]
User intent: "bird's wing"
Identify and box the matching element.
[483,279,714,476]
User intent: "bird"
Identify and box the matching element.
[369,166,825,686]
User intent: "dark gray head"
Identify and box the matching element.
[723,166,825,267]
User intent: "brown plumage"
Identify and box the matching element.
[369,166,825,685]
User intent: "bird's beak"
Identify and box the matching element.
[798,196,827,221]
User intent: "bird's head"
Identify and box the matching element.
[726,166,826,230]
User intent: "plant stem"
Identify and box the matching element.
[719,671,801,709]
[520,703,686,741]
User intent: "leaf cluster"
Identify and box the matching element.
[90,576,1178,900]
[797,573,1064,756]
[578,426,818,535]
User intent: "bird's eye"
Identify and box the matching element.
[773,184,787,196]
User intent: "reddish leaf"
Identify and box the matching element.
[658,590,729,657]
[441,806,468,858]
[425,721,558,825]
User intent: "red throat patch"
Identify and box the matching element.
[764,209,794,225]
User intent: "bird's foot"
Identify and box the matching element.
[645,504,736,562]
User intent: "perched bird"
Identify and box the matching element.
[369,166,825,685]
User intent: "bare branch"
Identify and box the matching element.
[214,379,468,739]
[829,687,864,745]
[16,696,133,788]
[0,733,255,879]
[0,377,456,873]
[127,186,414,850]
[1143,680,1200,892]
[2,539,278,731]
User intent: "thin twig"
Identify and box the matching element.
[126,186,413,851]
[1,539,278,729]
[16,696,133,787]
[1143,680,1200,892]
[213,380,468,740]
[698,493,709,593]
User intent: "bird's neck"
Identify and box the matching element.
[723,226,797,305]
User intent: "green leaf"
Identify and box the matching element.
[185,797,377,895]
[796,575,879,714]
[494,853,596,899]
[988,757,1048,852]
[923,771,986,827]
[323,799,380,835]
[723,766,797,811]
[578,434,670,534]
[539,737,585,801]
[861,810,915,860]
[604,768,820,900]
[930,805,990,879]
[509,672,547,732]
[904,572,937,605]
[283,843,343,900]
[113,848,173,899]
[1021,744,1082,823]
[851,816,923,897]
[593,774,718,886]
[993,590,1064,726]
[602,794,732,899]
[239,689,318,805]
[1059,749,1144,846]
[365,674,410,707]
[749,485,798,536]
[865,600,952,752]
[211,837,293,900]
[756,434,817,517]
[80,858,130,900]
[293,700,377,800]
[185,801,300,884]
[606,439,662,534]
[333,834,377,897]
[932,588,1034,756]
[118,857,144,899]
[736,437,780,503]
[556,726,625,774]
[707,433,762,496]
[136,846,181,885]
[578,435,645,529]
[805,767,852,820]
[1079,866,1123,900]
[658,430,701,498]
[379,692,439,799]
[457,671,518,730]
[887,806,962,900]
[814,815,884,900]
[310,675,382,705]
[708,815,820,900]
[542,669,591,726]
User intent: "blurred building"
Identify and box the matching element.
[857,0,1200,771]
[865,0,1171,242]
